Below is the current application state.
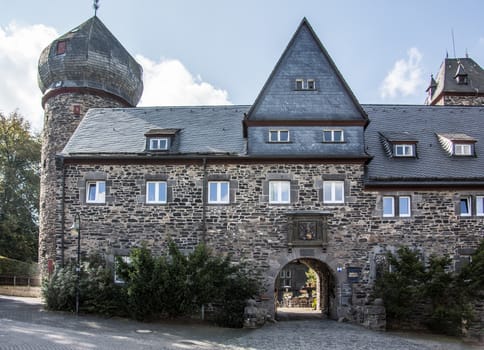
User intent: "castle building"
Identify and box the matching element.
[38,15,484,329]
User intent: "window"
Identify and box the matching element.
[382,196,411,217]
[269,130,290,142]
[149,138,169,151]
[460,197,471,216]
[86,181,105,203]
[323,181,344,203]
[295,79,316,90]
[477,196,484,216]
[114,256,131,284]
[382,197,395,217]
[208,181,230,204]
[454,144,472,156]
[394,144,414,157]
[399,196,411,217]
[269,181,290,204]
[323,129,344,143]
[146,181,167,204]
[56,40,66,55]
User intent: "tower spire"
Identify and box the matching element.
[93,0,100,16]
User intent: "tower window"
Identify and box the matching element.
[56,41,67,55]
[295,79,316,90]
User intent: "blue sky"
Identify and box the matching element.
[1,0,483,130]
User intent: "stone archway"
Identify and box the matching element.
[273,257,337,320]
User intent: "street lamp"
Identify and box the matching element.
[69,213,81,315]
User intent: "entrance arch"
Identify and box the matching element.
[274,258,336,320]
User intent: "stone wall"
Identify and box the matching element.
[436,95,484,106]
[39,92,125,274]
[55,160,483,328]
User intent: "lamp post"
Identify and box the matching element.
[69,213,81,315]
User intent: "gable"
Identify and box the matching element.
[247,18,367,122]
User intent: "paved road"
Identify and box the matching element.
[0,296,480,350]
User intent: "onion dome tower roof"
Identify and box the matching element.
[38,16,143,107]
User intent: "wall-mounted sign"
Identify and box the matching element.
[347,267,361,283]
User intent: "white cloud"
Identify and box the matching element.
[0,22,58,132]
[380,48,424,99]
[136,55,231,107]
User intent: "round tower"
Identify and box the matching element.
[38,15,143,273]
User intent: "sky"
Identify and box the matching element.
[1,0,483,132]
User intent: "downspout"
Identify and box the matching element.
[59,155,66,267]
[202,157,207,243]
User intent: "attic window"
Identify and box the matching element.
[323,129,344,143]
[295,79,316,91]
[148,137,169,151]
[269,130,290,143]
[379,132,418,158]
[437,133,476,157]
[56,40,66,55]
[394,144,415,157]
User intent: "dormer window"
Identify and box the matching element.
[323,129,344,143]
[454,143,472,156]
[295,79,316,91]
[379,132,418,158]
[394,144,415,157]
[269,130,290,143]
[437,133,476,157]
[145,128,180,152]
[149,137,169,150]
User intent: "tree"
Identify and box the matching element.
[0,111,40,262]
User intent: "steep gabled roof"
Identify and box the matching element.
[247,18,367,122]
[428,57,484,104]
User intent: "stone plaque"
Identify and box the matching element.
[300,248,315,256]
[340,283,352,306]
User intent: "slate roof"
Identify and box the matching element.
[364,105,484,185]
[429,58,484,103]
[38,16,143,106]
[247,18,367,122]
[62,106,249,156]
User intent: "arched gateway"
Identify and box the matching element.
[262,249,343,320]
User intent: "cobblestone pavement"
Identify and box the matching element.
[0,296,480,350]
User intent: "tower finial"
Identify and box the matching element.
[93,0,100,16]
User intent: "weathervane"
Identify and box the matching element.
[93,0,100,16]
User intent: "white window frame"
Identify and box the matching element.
[477,196,484,217]
[269,180,291,204]
[208,181,230,204]
[86,181,105,203]
[323,129,344,143]
[149,137,169,151]
[114,256,131,284]
[295,79,304,90]
[399,196,411,217]
[323,181,345,204]
[454,143,472,156]
[146,181,167,204]
[394,144,414,157]
[382,196,395,217]
[307,79,316,90]
[269,130,290,143]
[460,197,472,216]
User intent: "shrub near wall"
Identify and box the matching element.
[43,242,259,328]
[117,242,259,327]
[374,243,484,336]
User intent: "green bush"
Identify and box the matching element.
[42,257,125,316]
[116,241,259,326]
[374,243,484,336]
[0,255,38,276]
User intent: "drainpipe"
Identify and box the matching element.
[59,155,66,267]
[202,157,207,243]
